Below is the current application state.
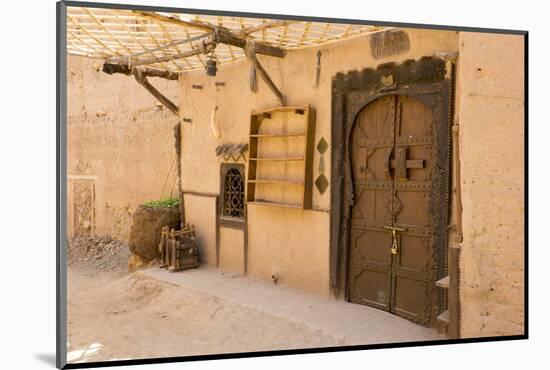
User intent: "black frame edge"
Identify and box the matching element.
[62,335,527,369]
[57,1,68,369]
[57,1,529,368]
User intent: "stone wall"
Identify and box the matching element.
[456,32,525,337]
[67,55,180,241]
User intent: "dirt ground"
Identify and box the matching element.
[67,237,345,363]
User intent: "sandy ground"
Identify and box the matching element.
[67,236,440,364]
[67,268,346,362]
[67,237,345,363]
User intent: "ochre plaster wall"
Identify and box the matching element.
[183,194,217,266]
[179,28,458,296]
[456,32,524,337]
[219,226,245,274]
[66,26,525,335]
[67,55,180,241]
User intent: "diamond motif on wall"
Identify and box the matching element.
[317,137,328,154]
[315,174,329,195]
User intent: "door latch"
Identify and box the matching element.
[383,225,406,255]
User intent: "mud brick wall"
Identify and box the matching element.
[67,55,180,241]
[457,33,525,337]
[178,28,459,296]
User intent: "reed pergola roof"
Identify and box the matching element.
[67,6,384,73]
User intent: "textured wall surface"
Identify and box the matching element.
[178,28,458,295]
[457,32,525,337]
[67,27,524,336]
[67,55,180,241]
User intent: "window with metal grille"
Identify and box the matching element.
[221,165,245,219]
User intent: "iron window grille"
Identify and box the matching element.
[219,164,245,223]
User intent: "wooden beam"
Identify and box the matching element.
[133,11,285,58]
[254,58,286,106]
[102,63,179,80]
[215,28,285,58]
[133,73,179,115]
[106,32,210,64]
[122,45,212,69]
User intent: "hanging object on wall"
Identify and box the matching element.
[215,143,249,162]
[314,50,322,88]
[210,106,221,139]
[205,54,218,77]
[315,137,329,195]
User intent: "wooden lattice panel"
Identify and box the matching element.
[67,6,384,72]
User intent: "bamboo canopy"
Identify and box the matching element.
[67,7,385,73]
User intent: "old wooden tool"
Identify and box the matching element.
[158,224,199,271]
[168,224,199,272]
[158,226,170,268]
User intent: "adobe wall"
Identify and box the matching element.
[456,32,525,337]
[66,27,525,336]
[179,28,458,295]
[67,55,180,241]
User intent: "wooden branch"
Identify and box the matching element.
[133,73,179,115]
[215,28,285,58]
[107,32,210,64]
[134,11,285,58]
[102,63,179,80]
[254,58,286,106]
[140,43,213,68]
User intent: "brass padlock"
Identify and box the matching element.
[391,236,398,255]
[384,225,406,255]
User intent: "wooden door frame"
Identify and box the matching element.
[329,57,454,317]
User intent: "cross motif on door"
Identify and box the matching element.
[387,147,425,181]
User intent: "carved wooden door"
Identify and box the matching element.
[349,94,435,325]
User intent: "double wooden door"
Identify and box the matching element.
[349,94,437,325]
